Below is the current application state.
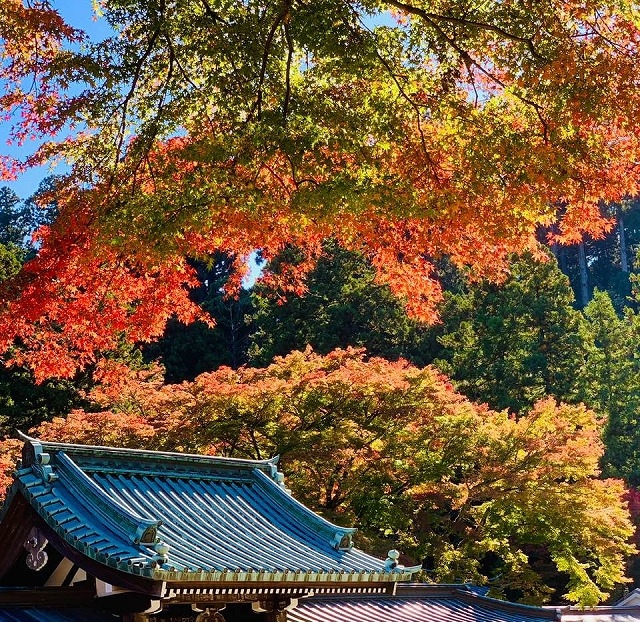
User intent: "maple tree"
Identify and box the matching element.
[0,348,633,605]
[0,236,105,442]
[2,0,640,376]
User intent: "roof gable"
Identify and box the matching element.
[615,589,640,607]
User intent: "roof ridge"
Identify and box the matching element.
[18,433,281,478]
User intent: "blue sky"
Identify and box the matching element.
[0,1,112,200]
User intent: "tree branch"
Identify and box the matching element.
[386,0,546,62]
[283,20,294,121]
[384,1,550,142]
[250,2,292,121]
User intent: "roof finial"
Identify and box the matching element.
[385,549,400,571]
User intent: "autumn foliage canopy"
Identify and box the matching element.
[2,0,640,375]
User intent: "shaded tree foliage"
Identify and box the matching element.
[249,242,434,367]
[0,187,28,247]
[145,254,253,382]
[21,176,60,236]
[0,180,58,249]
[556,198,640,311]
[434,253,589,413]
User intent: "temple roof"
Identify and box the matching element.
[1,436,416,587]
[0,609,117,621]
[288,585,562,622]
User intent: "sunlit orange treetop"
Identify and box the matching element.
[2,0,640,378]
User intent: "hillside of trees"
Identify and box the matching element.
[2,186,640,605]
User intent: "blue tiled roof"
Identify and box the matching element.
[288,587,561,622]
[0,609,117,621]
[3,437,416,585]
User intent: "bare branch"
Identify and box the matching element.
[250,2,291,121]
[200,0,229,25]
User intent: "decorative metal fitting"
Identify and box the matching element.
[195,606,226,621]
[24,526,48,571]
[384,549,400,571]
[331,532,353,550]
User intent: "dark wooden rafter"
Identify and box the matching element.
[39,519,165,597]
[0,584,97,608]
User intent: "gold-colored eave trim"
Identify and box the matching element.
[153,568,417,584]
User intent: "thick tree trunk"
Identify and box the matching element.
[578,242,589,306]
[618,205,629,273]
[556,243,567,274]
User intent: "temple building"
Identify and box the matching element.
[0,436,638,621]
[0,435,418,621]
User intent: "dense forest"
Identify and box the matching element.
[2,186,640,605]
